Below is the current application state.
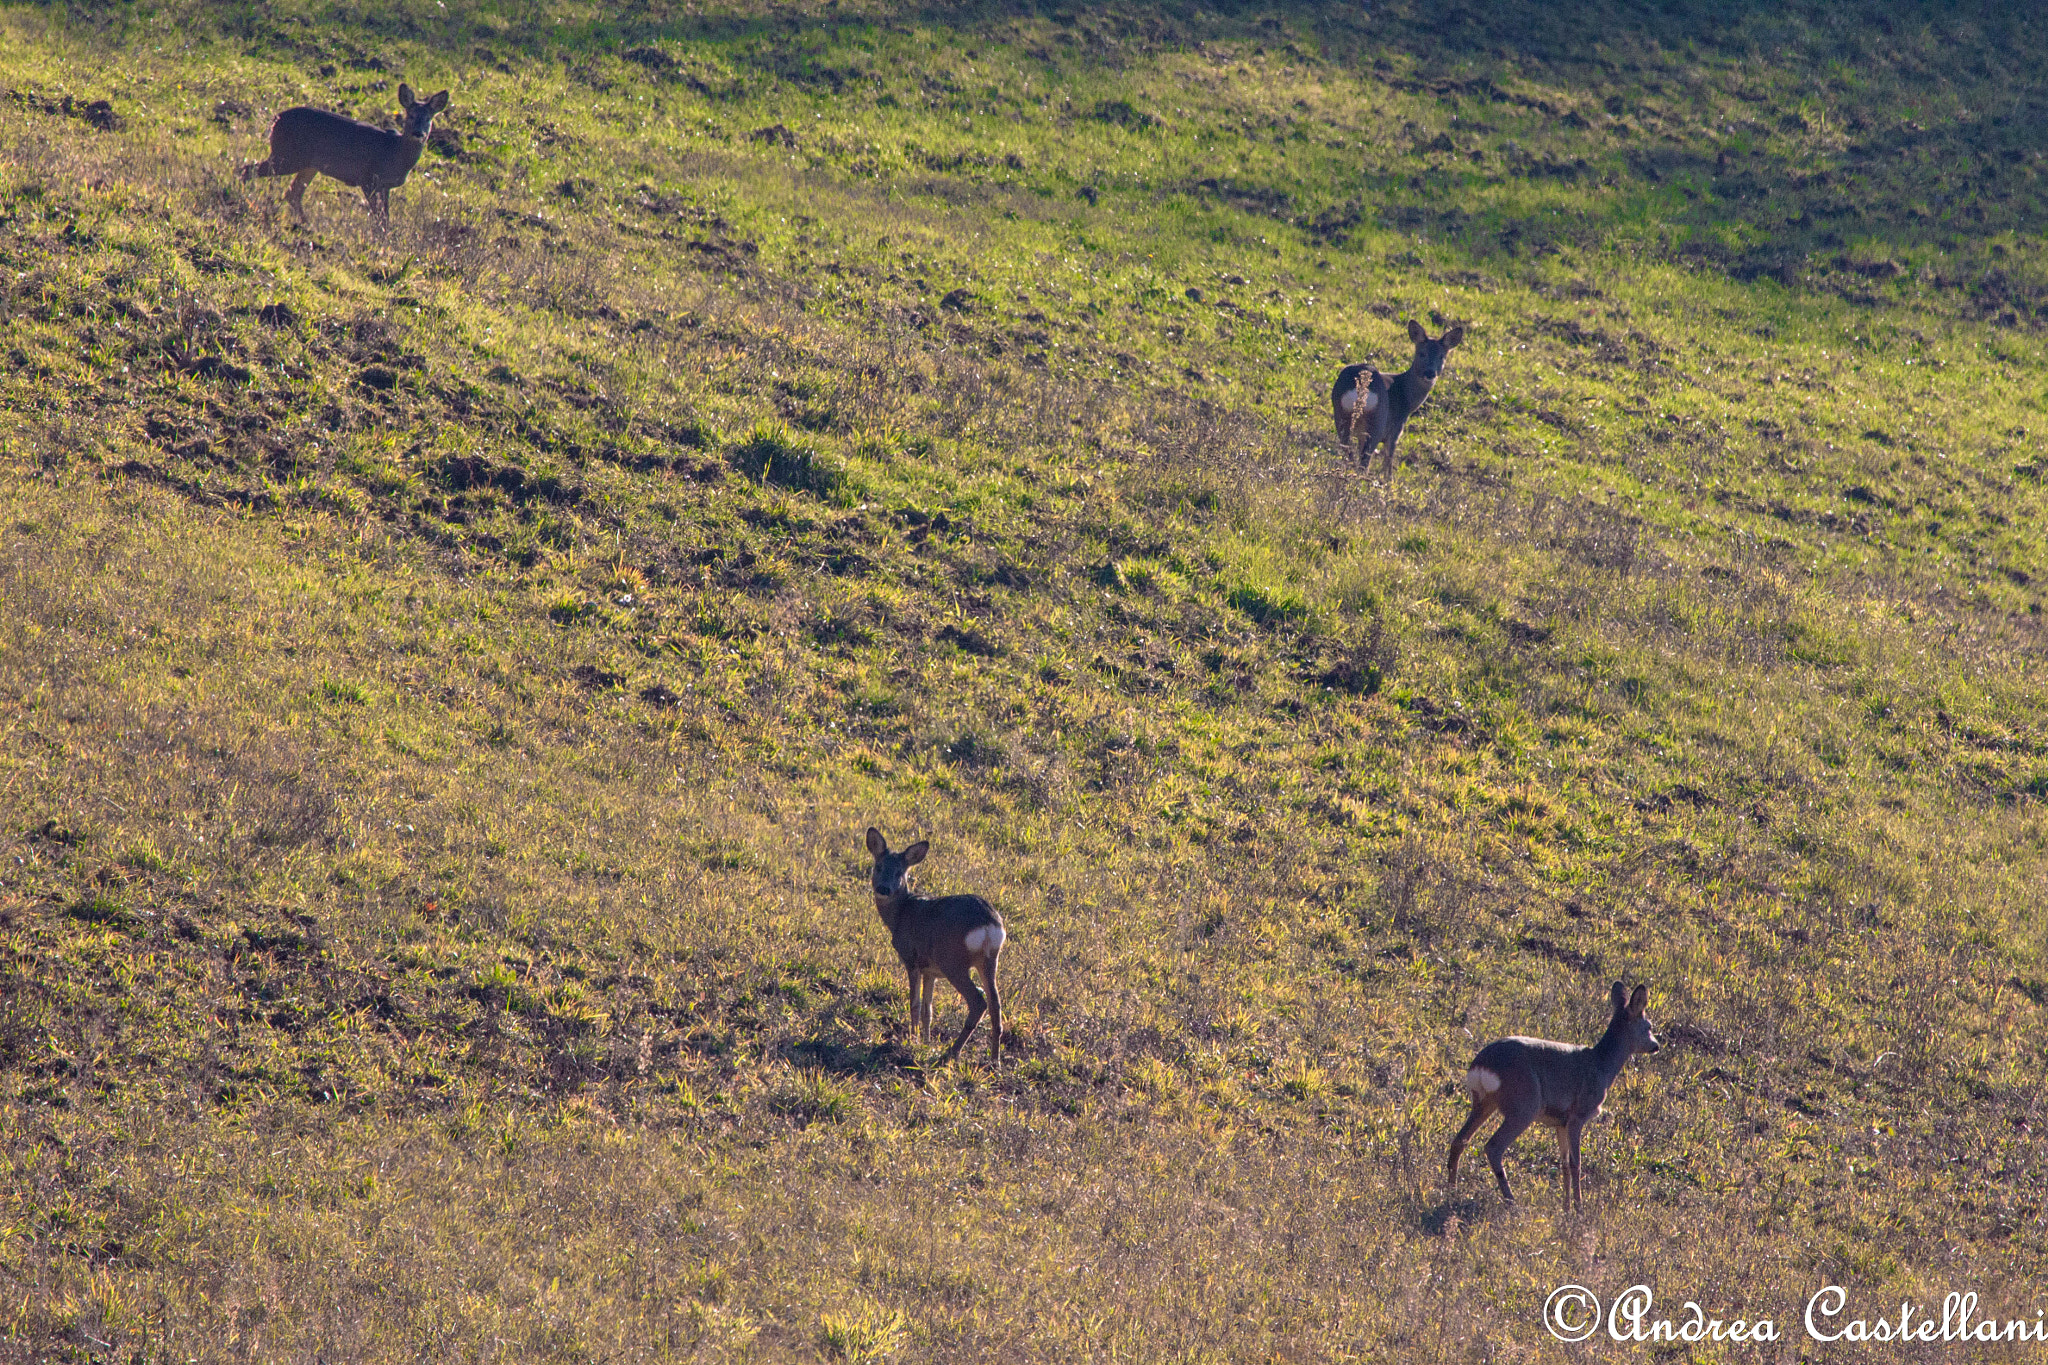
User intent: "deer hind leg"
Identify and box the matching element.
[1483,1098,1540,1205]
[938,963,987,1062]
[1446,1098,1493,1187]
[284,169,316,222]
[979,951,1002,1063]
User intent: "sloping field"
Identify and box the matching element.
[1,2,2045,1359]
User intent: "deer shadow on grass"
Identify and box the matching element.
[782,1033,924,1077]
[1421,1196,1510,1236]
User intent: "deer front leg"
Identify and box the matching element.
[286,170,315,222]
[1379,422,1404,479]
[1483,1103,1539,1205]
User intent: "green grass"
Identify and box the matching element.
[2,1,2047,1359]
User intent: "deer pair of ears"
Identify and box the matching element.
[1406,318,1466,348]
[1609,982,1651,1017]
[398,84,451,113]
[864,827,929,863]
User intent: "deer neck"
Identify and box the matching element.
[1587,1018,1635,1088]
[1394,364,1437,410]
[873,891,907,932]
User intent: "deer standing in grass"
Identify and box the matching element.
[1447,982,1661,1210]
[865,828,1005,1064]
[240,83,450,222]
[1333,319,1464,477]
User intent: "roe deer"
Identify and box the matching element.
[865,827,1006,1064]
[1446,982,1660,1210]
[241,83,450,222]
[1341,319,1464,477]
[1329,362,1389,450]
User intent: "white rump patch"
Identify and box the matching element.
[1360,389,1380,413]
[964,924,1004,955]
[1338,389,1357,413]
[1464,1066,1502,1097]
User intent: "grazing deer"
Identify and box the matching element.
[1329,362,1388,450]
[1340,319,1464,477]
[1447,982,1661,1210]
[865,827,1006,1064]
[241,83,451,222]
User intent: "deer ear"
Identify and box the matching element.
[429,90,451,113]
[1442,326,1465,349]
[1610,981,1629,1014]
[398,83,417,109]
[865,827,886,856]
[903,840,930,865]
[1627,984,1650,1018]
[1406,318,1428,344]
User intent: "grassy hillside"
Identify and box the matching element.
[2,1,2046,1359]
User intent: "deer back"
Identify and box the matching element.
[880,890,1002,970]
[1469,1035,1610,1124]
